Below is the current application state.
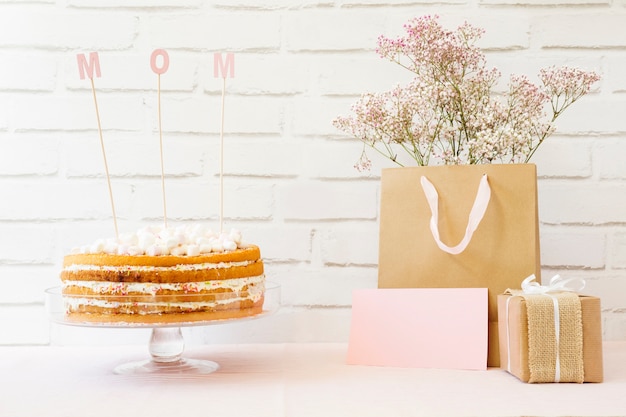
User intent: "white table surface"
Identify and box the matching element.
[1,342,625,417]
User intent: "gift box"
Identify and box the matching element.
[498,279,603,383]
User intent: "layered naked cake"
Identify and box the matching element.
[60,225,265,324]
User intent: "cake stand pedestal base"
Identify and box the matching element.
[113,327,219,375]
[45,283,280,375]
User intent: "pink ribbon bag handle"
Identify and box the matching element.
[419,174,491,255]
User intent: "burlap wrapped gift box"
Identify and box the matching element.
[497,287,603,383]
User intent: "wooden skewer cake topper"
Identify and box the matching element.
[150,49,170,229]
[214,52,235,233]
[77,52,119,239]
[75,51,235,238]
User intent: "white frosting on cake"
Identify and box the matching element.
[71,225,247,256]
[63,260,254,273]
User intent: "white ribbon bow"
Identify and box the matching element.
[520,274,586,295]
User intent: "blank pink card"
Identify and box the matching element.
[347,288,488,370]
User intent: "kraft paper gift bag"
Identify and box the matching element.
[378,164,541,367]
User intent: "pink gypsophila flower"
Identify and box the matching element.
[333,15,601,168]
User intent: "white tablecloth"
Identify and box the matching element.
[1,342,625,417]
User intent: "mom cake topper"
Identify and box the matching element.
[76,50,235,236]
[150,49,170,229]
[76,51,118,238]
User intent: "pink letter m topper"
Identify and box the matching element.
[77,52,101,80]
[214,53,235,78]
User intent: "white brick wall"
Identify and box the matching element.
[1,0,626,346]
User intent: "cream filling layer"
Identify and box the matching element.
[65,294,263,315]
[63,274,265,295]
[64,260,254,273]
[64,279,265,315]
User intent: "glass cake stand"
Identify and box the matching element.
[44,282,280,375]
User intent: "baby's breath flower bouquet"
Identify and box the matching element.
[333,15,600,170]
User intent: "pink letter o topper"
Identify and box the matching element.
[150,49,170,75]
